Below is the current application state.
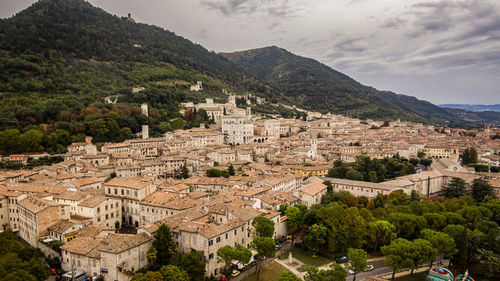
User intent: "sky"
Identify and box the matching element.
[1,0,499,105]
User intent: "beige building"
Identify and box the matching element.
[104,177,157,227]
[300,182,328,207]
[222,115,254,145]
[61,232,152,281]
[78,195,122,229]
[17,196,70,246]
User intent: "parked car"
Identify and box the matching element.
[365,264,374,271]
[49,267,57,275]
[336,256,348,263]
[348,269,355,275]
[220,275,228,281]
[275,244,282,250]
[231,270,240,277]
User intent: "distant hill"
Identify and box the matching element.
[442,108,500,127]
[439,104,500,112]
[220,46,470,126]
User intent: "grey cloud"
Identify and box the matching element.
[201,0,304,19]
[201,0,258,17]
[380,17,407,29]
[198,28,209,39]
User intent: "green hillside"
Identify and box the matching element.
[0,0,284,155]
[220,46,468,126]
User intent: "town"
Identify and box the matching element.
[0,91,499,281]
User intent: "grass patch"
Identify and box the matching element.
[298,265,309,272]
[244,261,290,281]
[394,272,427,281]
[290,248,332,267]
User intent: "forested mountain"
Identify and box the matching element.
[0,0,282,155]
[220,46,468,126]
[0,0,493,155]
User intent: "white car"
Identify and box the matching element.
[348,264,373,274]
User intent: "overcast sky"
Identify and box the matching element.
[1,0,499,104]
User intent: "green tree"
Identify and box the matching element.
[419,158,432,167]
[388,212,427,239]
[216,246,235,275]
[233,244,252,265]
[442,224,468,268]
[152,224,177,265]
[131,271,164,281]
[215,245,251,276]
[252,216,275,238]
[175,165,190,179]
[367,220,396,252]
[347,248,368,281]
[159,265,190,281]
[250,237,275,281]
[422,213,447,231]
[346,169,364,181]
[368,171,378,183]
[382,238,414,280]
[458,206,482,228]
[0,129,24,153]
[420,229,457,269]
[172,250,206,281]
[21,129,44,152]
[471,178,494,202]
[477,249,500,278]
[304,264,347,281]
[409,158,420,166]
[1,270,36,281]
[305,224,328,256]
[277,272,301,281]
[316,205,366,252]
[285,206,305,245]
[228,165,235,176]
[408,239,436,275]
[462,148,478,165]
[443,177,467,198]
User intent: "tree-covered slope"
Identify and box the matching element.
[0,0,281,155]
[220,46,466,126]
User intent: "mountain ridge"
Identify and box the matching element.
[220,46,472,126]
[439,104,500,112]
[0,0,495,155]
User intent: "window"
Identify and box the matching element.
[216,237,221,243]
[209,253,214,259]
[225,233,228,239]
[208,240,213,246]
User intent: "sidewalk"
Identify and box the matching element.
[275,258,307,279]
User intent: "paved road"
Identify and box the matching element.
[346,261,392,281]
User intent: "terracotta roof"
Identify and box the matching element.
[53,190,88,201]
[302,182,327,196]
[48,219,78,233]
[104,177,149,190]
[18,196,63,213]
[98,233,152,254]
[78,195,108,208]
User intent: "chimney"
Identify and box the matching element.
[128,13,131,18]
[85,136,93,144]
